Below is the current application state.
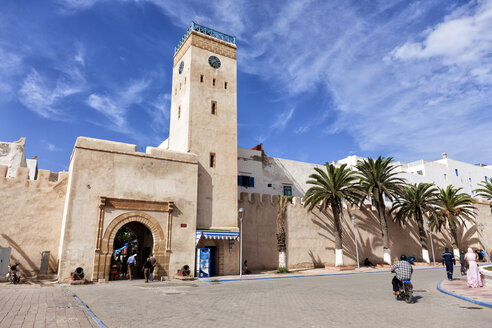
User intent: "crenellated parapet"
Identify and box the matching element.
[238,191,305,208]
[0,164,68,189]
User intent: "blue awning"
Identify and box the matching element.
[196,230,240,245]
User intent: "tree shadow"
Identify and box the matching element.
[1,233,36,277]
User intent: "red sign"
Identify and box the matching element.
[180,223,187,228]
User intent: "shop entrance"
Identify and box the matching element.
[110,221,153,281]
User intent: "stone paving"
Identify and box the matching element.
[439,275,492,306]
[70,268,491,328]
[0,283,98,328]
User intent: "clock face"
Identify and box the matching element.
[179,61,184,74]
[208,56,221,69]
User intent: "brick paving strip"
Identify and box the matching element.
[0,283,102,328]
[437,276,492,309]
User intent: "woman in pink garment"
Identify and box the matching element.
[465,248,483,288]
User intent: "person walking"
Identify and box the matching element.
[442,247,455,280]
[127,253,136,280]
[459,251,467,276]
[465,248,483,288]
[149,254,157,281]
[143,257,153,283]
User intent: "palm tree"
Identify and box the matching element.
[473,181,492,201]
[432,185,476,256]
[391,183,440,263]
[355,156,406,264]
[276,195,292,270]
[303,163,361,266]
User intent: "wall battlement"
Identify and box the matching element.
[0,165,68,185]
[239,191,305,207]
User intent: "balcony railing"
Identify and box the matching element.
[174,22,236,54]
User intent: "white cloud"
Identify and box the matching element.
[41,140,63,152]
[18,69,81,119]
[390,1,492,65]
[86,79,151,130]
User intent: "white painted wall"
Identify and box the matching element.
[238,149,492,202]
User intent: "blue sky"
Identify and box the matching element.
[1,0,491,172]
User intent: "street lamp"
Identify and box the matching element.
[427,220,436,265]
[239,208,245,278]
[350,215,360,270]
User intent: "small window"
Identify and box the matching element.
[209,153,216,168]
[444,173,447,180]
[238,175,254,187]
[469,177,472,182]
[175,88,177,95]
[184,77,186,85]
[200,75,204,83]
[178,106,181,119]
[267,183,272,187]
[224,82,228,89]
[416,170,423,175]
[211,101,217,115]
[283,185,293,196]
[485,176,488,182]
[455,169,459,176]
[213,78,216,86]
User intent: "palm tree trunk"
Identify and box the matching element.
[277,228,286,269]
[377,198,391,264]
[331,201,343,266]
[415,211,429,263]
[450,224,460,259]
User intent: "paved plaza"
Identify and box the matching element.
[0,283,98,328]
[1,268,491,328]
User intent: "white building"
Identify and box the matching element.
[238,147,492,201]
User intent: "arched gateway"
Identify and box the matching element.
[92,197,173,282]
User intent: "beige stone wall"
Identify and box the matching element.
[239,192,489,270]
[57,137,199,282]
[0,165,68,276]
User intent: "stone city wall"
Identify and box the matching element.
[239,192,490,271]
[0,165,68,276]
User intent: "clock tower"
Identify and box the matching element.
[166,23,238,231]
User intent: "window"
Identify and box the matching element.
[213,78,216,86]
[209,153,216,168]
[211,101,217,115]
[175,88,177,95]
[184,77,186,85]
[469,177,472,182]
[283,185,293,196]
[416,170,423,175]
[455,169,459,176]
[267,183,272,187]
[200,75,204,83]
[224,82,228,89]
[178,106,181,119]
[444,173,447,180]
[238,175,254,187]
[179,83,181,90]
[486,176,488,182]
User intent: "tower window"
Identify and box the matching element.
[224,82,228,89]
[200,75,204,83]
[213,78,216,86]
[455,169,459,176]
[211,101,217,115]
[209,153,216,168]
[178,106,181,119]
[175,88,177,95]
[179,83,181,90]
[283,185,293,196]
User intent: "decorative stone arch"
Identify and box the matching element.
[92,197,174,282]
